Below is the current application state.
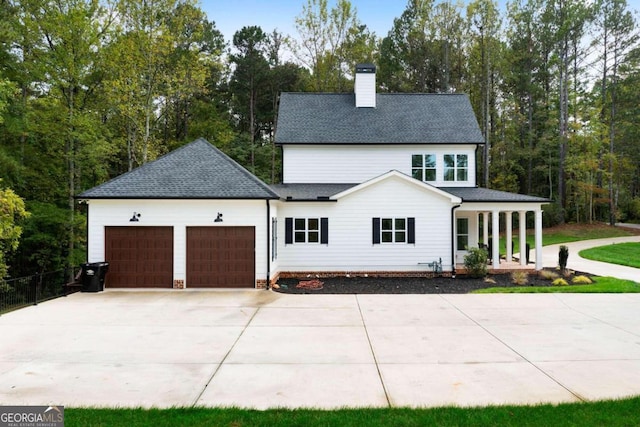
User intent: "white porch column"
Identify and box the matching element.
[505,211,513,262]
[519,210,527,266]
[492,210,500,269]
[535,209,543,270]
[483,212,489,244]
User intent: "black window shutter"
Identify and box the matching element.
[285,217,293,244]
[372,217,381,244]
[320,218,329,244]
[408,217,415,244]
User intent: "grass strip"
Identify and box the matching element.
[579,242,640,269]
[473,276,640,293]
[65,396,640,427]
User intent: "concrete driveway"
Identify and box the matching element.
[2,290,640,409]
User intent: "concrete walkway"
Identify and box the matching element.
[538,235,640,282]
[2,290,640,409]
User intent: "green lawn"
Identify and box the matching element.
[473,276,640,294]
[579,242,640,269]
[65,397,640,427]
[503,223,637,254]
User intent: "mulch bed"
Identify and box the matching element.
[273,270,592,294]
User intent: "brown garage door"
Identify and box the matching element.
[187,226,255,288]
[105,226,173,288]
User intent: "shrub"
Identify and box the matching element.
[464,247,488,278]
[539,270,559,281]
[572,275,593,284]
[559,245,569,273]
[552,278,569,286]
[511,271,529,286]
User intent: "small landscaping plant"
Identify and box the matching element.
[572,275,593,285]
[559,245,569,274]
[552,278,569,286]
[464,247,488,278]
[538,270,559,281]
[511,271,529,286]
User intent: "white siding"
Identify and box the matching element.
[85,199,269,287]
[275,175,455,273]
[282,144,477,187]
[355,72,376,108]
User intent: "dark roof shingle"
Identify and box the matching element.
[444,187,550,203]
[270,183,358,200]
[270,183,549,203]
[78,138,278,199]
[275,93,484,144]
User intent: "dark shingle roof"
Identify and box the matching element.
[275,93,484,145]
[445,187,550,203]
[78,138,278,199]
[270,183,358,200]
[270,183,549,203]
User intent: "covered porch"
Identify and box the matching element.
[453,203,546,271]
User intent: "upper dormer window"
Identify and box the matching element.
[412,154,436,182]
[444,154,468,182]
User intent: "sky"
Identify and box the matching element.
[201,0,408,43]
[202,0,640,46]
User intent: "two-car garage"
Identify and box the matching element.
[79,139,279,290]
[104,226,255,288]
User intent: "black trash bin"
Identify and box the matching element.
[81,262,109,292]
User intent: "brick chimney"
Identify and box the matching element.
[355,63,376,108]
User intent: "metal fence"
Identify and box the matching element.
[0,268,78,315]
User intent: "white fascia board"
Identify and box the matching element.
[456,202,546,212]
[332,170,462,204]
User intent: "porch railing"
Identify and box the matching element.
[0,268,78,315]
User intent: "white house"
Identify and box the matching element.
[78,64,548,289]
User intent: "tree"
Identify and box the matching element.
[294,0,372,91]
[17,0,116,276]
[0,182,29,279]
[467,0,501,188]
[594,0,638,225]
[229,26,270,173]
[162,3,225,143]
[379,0,437,92]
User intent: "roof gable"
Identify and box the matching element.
[275,93,484,145]
[78,138,278,199]
[333,170,462,203]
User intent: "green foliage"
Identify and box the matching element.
[0,182,29,279]
[10,202,85,277]
[463,247,488,278]
[294,0,374,92]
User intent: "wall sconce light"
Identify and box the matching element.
[214,212,223,222]
[130,212,141,222]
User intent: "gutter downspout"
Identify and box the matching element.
[266,199,271,290]
[451,204,461,278]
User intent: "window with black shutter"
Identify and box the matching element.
[373,217,415,244]
[284,217,329,244]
